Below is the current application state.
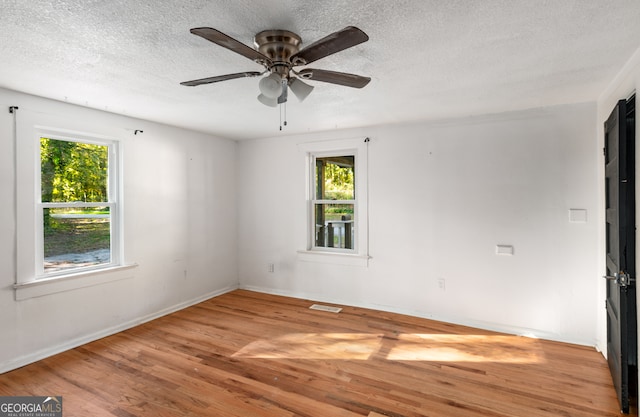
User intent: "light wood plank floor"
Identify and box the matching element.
[0,290,633,416]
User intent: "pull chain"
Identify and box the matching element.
[279,102,288,131]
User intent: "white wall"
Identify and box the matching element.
[0,88,238,372]
[238,102,600,346]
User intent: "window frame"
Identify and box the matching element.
[14,120,132,300]
[298,138,370,266]
[35,134,121,278]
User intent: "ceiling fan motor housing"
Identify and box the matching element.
[254,30,302,77]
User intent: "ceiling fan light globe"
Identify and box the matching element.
[257,94,278,107]
[259,73,283,99]
[289,77,314,102]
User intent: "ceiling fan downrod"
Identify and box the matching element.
[253,30,302,71]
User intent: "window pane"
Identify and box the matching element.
[43,207,111,273]
[315,156,354,200]
[314,203,354,249]
[40,137,108,203]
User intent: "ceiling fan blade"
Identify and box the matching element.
[297,69,371,88]
[190,27,272,66]
[291,26,369,66]
[180,71,262,86]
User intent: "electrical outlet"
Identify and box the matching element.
[267,263,275,273]
[437,278,446,291]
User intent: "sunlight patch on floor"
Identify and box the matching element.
[232,333,546,363]
[232,333,382,360]
[386,334,546,363]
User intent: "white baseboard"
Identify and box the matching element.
[239,284,597,348]
[1,284,238,374]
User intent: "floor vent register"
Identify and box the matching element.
[309,304,342,313]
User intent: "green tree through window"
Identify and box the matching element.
[40,138,108,203]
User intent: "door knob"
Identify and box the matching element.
[603,272,634,287]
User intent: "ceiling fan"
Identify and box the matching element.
[180,26,371,107]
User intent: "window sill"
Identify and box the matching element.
[14,263,138,300]
[297,250,370,267]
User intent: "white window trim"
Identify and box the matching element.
[14,116,135,300]
[14,264,136,300]
[297,138,370,266]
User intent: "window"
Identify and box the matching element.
[37,136,118,276]
[300,138,369,266]
[312,155,356,251]
[14,112,133,300]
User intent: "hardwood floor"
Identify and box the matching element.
[0,290,632,416]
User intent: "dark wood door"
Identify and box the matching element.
[604,96,637,413]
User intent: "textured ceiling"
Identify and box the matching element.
[1,0,640,140]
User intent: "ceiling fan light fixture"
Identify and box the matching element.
[259,73,283,99]
[257,93,278,107]
[289,77,314,102]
